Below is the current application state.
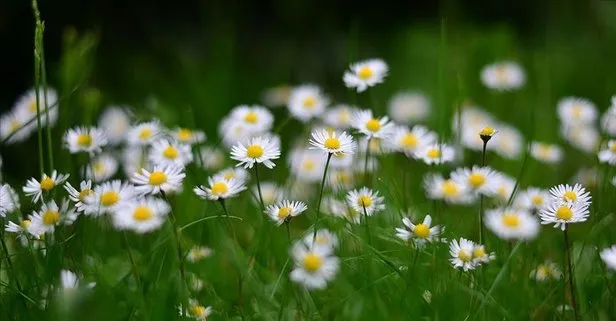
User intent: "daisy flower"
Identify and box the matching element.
[302,229,339,249]
[600,245,616,270]
[395,215,442,248]
[326,169,355,191]
[485,207,540,240]
[28,199,77,237]
[171,127,206,145]
[415,143,455,165]
[530,142,563,164]
[230,135,280,169]
[480,61,525,91]
[493,173,517,203]
[343,58,388,93]
[0,184,20,216]
[387,125,437,157]
[0,109,32,144]
[472,244,496,266]
[346,187,385,216]
[252,182,283,206]
[98,106,132,145]
[63,126,108,155]
[557,97,597,126]
[59,270,95,300]
[388,91,431,124]
[287,85,329,123]
[290,241,340,290]
[86,153,119,182]
[561,125,599,153]
[326,197,361,223]
[600,97,616,135]
[132,165,186,195]
[492,124,524,159]
[351,109,394,139]
[451,166,500,197]
[309,129,356,155]
[539,201,590,230]
[261,85,291,108]
[265,200,308,225]
[64,180,94,212]
[321,104,357,129]
[5,219,31,243]
[218,117,253,148]
[423,173,472,204]
[214,167,249,184]
[572,167,599,189]
[229,105,274,133]
[180,299,213,320]
[122,147,150,178]
[513,187,549,212]
[358,136,392,155]
[449,238,476,271]
[186,246,213,263]
[126,121,161,146]
[548,183,591,206]
[289,149,326,183]
[23,170,70,203]
[149,139,193,168]
[198,146,225,170]
[14,87,59,127]
[328,148,355,169]
[598,139,616,165]
[83,180,135,215]
[530,261,562,281]
[112,197,170,233]
[194,174,246,201]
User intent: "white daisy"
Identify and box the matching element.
[63,126,108,155]
[126,121,161,146]
[539,201,590,231]
[288,85,329,123]
[113,197,170,233]
[290,241,340,290]
[557,97,597,126]
[5,219,31,243]
[451,166,500,197]
[198,146,224,170]
[493,173,517,203]
[328,147,355,169]
[28,199,77,236]
[194,174,246,201]
[513,187,549,212]
[472,244,496,266]
[149,139,193,168]
[548,183,591,207]
[83,180,135,215]
[98,106,132,145]
[326,169,355,191]
[572,167,599,189]
[64,180,94,212]
[309,129,356,155]
[391,125,438,157]
[600,245,616,270]
[261,85,291,108]
[423,173,472,204]
[358,136,392,155]
[415,143,455,165]
[122,147,150,178]
[0,109,32,144]
[530,261,562,281]
[14,87,59,128]
[214,167,249,184]
[561,125,599,153]
[253,182,283,206]
[598,139,616,165]
[530,142,563,164]
[302,229,339,249]
[343,58,388,93]
[171,127,206,145]
[600,97,616,135]
[218,117,254,148]
[289,149,326,183]
[186,246,213,263]
[230,135,280,169]
[325,197,361,223]
[492,124,524,159]
[346,187,385,216]
[180,299,213,320]
[131,165,186,195]
[480,61,525,91]
[351,109,394,139]
[485,207,540,240]
[388,91,431,124]
[0,184,20,216]
[229,105,274,133]
[23,170,70,203]
[265,200,308,225]
[449,238,476,271]
[395,215,442,248]
[86,153,119,182]
[321,104,357,129]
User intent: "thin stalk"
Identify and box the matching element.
[32,16,44,176]
[0,231,27,309]
[40,44,53,172]
[218,199,237,242]
[563,227,580,321]
[285,221,291,244]
[361,205,372,245]
[312,153,333,244]
[253,165,265,210]
[122,232,150,320]
[364,137,372,186]
[161,192,188,301]
[479,141,487,244]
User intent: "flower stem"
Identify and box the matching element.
[364,137,372,186]
[218,199,237,242]
[312,153,332,244]
[563,227,580,321]
[362,205,372,245]
[253,165,265,210]
[161,191,188,303]
[479,141,488,244]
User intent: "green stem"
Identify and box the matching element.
[161,192,188,303]
[122,232,150,319]
[564,227,580,321]
[253,165,265,210]
[364,137,372,186]
[362,204,372,245]
[312,153,333,244]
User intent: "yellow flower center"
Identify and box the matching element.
[9,120,20,132]
[315,235,328,245]
[29,100,38,113]
[458,250,472,262]
[189,305,208,318]
[611,143,616,153]
[366,119,381,133]
[100,191,120,206]
[42,210,60,226]
[338,110,351,123]
[94,162,106,174]
[278,207,291,219]
[138,128,153,140]
[132,206,153,221]
[163,146,179,159]
[537,145,552,158]
[401,133,418,148]
[244,111,258,124]
[442,180,459,197]
[426,147,441,159]
[40,177,55,191]
[21,220,31,229]
[177,128,193,142]
[563,191,577,202]
[572,105,583,119]
[336,171,351,184]
[537,265,549,279]
[302,252,323,272]
[502,213,520,228]
[77,134,93,147]
[479,126,496,136]
[303,96,316,109]
[78,189,94,201]
[302,160,315,171]
[358,66,373,80]
[531,195,544,206]
[246,144,264,158]
[497,186,508,198]
[556,206,573,221]
[495,65,508,82]
[148,171,168,185]
[413,224,430,239]
[472,247,485,259]
[223,171,234,180]
[357,195,372,208]
[211,182,228,195]
[324,138,341,150]
[468,173,486,188]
